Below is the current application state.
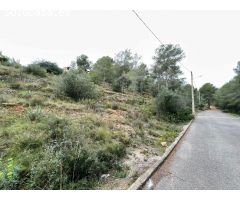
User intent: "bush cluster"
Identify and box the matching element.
[0,114,126,189]
[23,64,46,77]
[34,61,63,75]
[55,70,97,101]
[156,89,193,122]
[215,76,240,114]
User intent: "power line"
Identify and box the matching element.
[132,10,164,45]
[132,10,198,115]
[132,10,191,73]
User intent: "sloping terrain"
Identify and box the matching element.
[0,65,183,189]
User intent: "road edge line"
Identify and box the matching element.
[128,119,194,190]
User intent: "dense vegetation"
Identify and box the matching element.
[199,83,217,109]
[215,62,240,113]
[197,62,240,114]
[0,45,195,189]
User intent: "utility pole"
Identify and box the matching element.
[191,71,195,115]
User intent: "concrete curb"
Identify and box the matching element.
[128,119,194,190]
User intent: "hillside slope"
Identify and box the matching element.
[0,65,184,189]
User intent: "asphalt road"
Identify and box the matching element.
[153,109,240,190]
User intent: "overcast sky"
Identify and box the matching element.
[0,10,239,88]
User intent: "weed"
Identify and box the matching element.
[17,132,44,150]
[97,142,126,165]
[30,96,45,106]
[92,127,112,142]
[47,115,70,141]
[113,131,131,145]
[157,131,178,146]
[80,99,97,110]
[0,158,21,189]
[112,166,129,178]
[18,91,32,99]
[26,106,43,122]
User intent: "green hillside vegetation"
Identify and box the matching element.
[0,46,194,189]
[215,62,240,114]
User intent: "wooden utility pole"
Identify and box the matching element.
[191,71,195,115]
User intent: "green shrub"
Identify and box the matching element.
[112,75,131,93]
[80,99,97,110]
[1,113,128,189]
[215,76,240,114]
[28,145,67,189]
[18,91,32,99]
[23,64,46,77]
[156,89,193,122]
[157,131,178,145]
[97,142,126,166]
[28,140,126,189]
[112,167,128,178]
[33,60,63,75]
[10,82,21,90]
[18,133,44,150]
[113,131,130,145]
[92,127,112,142]
[26,106,43,122]
[0,158,21,189]
[29,96,45,106]
[55,70,97,101]
[47,116,70,141]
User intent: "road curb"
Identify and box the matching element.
[128,119,194,190]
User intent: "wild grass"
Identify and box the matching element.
[0,64,185,189]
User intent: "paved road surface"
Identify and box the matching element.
[153,110,240,190]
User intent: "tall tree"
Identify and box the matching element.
[199,83,217,109]
[127,63,150,94]
[92,56,115,84]
[152,44,185,92]
[112,50,141,93]
[215,63,240,113]
[76,54,91,72]
[114,49,141,75]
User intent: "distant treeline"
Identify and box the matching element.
[215,62,240,114]
[0,45,200,122]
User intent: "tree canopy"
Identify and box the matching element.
[76,54,91,72]
[200,83,217,108]
[215,62,240,113]
[33,60,63,75]
[92,56,115,84]
[152,44,185,91]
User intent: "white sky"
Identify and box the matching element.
[0,10,239,88]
